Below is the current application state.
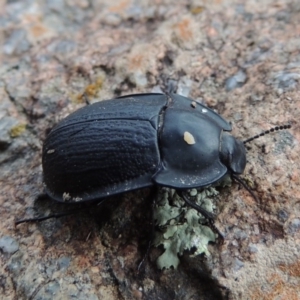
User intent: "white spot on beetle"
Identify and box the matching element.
[191,101,197,108]
[47,149,55,154]
[184,131,196,145]
[202,108,208,113]
[73,197,82,202]
[63,192,71,201]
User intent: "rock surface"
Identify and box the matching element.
[1,0,299,299]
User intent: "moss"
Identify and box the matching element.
[72,77,105,104]
[9,123,26,138]
[190,6,205,15]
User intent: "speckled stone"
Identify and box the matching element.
[1,0,299,299]
[0,236,19,254]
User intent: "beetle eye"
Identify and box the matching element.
[220,133,246,174]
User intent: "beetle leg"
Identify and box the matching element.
[208,222,224,244]
[177,191,214,220]
[137,187,158,273]
[83,92,90,105]
[177,191,224,242]
[231,174,259,202]
[15,197,111,226]
[15,209,83,225]
[166,79,178,94]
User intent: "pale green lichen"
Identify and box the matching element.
[154,177,231,269]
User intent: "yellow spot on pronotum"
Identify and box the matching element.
[184,131,196,145]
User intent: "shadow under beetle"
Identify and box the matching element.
[16,92,291,233]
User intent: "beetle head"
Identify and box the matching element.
[220,132,246,174]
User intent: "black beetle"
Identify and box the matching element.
[42,92,247,207]
[16,92,290,231]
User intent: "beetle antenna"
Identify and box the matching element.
[231,174,259,202]
[243,124,291,144]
